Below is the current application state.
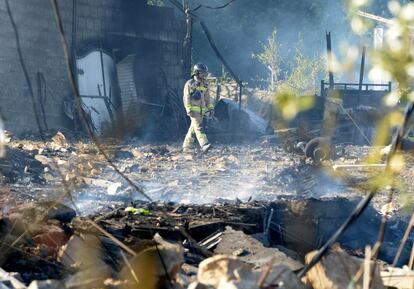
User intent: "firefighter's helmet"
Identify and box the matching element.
[193,63,208,75]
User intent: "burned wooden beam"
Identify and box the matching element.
[179,227,214,258]
[359,46,366,92]
[332,164,386,171]
[326,31,334,89]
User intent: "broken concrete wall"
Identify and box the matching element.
[0,0,189,135]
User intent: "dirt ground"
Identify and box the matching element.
[0,134,413,287]
[1,135,412,216]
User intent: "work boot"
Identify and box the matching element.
[182,147,193,153]
[201,143,212,153]
[380,144,391,156]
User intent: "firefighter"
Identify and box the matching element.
[182,63,214,153]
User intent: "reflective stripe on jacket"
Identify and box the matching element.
[183,78,212,114]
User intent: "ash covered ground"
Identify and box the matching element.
[1,134,412,216]
[1,134,413,287]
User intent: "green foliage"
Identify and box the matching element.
[191,0,349,83]
[351,0,414,144]
[252,29,281,91]
[253,31,326,120]
[147,0,164,6]
[278,39,327,96]
[344,1,414,208]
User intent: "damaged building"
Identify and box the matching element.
[0,0,190,137]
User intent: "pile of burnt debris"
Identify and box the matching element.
[0,198,413,289]
[0,131,413,288]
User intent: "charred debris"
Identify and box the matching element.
[0,0,413,289]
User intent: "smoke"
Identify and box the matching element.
[189,0,394,86]
[0,117,5,158]
[190,1,344,83]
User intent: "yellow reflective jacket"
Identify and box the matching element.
[183,78,214,115]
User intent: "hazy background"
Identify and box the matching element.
[172,0,407,87]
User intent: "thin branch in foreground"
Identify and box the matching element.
[3,0,81,255]
[49,0,152,202]
[298,102,414,278]
[392,213,414,266]
[363,245,371,289]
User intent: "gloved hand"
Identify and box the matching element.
[206,109,214,118]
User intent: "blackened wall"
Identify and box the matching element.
[0,0,189,134]
[0,0,73,134]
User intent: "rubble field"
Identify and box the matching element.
[0,133,413,288]
[0,198,413,288]
[2,134,412,213]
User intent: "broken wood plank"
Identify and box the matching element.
[332,164,386,171]
[179,227,213,258]
[82,177,116,188]
[199,231,223,250]
[172,205,182,213]
[0,267,27,289]
[381,267,414,289]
